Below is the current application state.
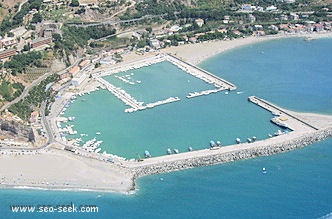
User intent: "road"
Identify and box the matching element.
[0,58,84,113]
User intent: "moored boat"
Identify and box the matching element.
[144,150,151,158]
[210,140,217,148]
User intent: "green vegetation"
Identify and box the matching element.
[4,51,43,76]
[120,0,185,20]
[31,13,43,23]
[0,81,25,102]
[8,74,58,121]
[52,25,116,64]
[0,0,43,34]
[70,0,80,7]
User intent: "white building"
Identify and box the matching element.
[72,73,87,87]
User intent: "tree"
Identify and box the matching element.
[31,13,43,23]
[70,0,79,7]
[146,27,152,33]
[23,44,30,51]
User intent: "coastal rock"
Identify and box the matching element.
[0,119,35,142]
[132,128,332,178]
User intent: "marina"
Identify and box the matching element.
[92,54,237,113]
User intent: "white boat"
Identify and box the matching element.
[236,138,241,144]
[95,148,102,153]
[167,148,172,155]
[173,149,179,154]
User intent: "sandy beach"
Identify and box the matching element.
[0,32,332,193]
[0,148,134,193]
[162,32,332,65]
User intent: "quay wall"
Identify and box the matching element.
[132,128,332,178]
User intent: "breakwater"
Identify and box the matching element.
[131,128,332,178]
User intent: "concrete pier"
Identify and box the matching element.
[248,96,318,131]
[166,54,237,91]
[124,96,332,179]
[96,77,143,110]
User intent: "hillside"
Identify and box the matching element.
[0,0,26,22]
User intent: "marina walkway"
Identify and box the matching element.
[248,96,318,131]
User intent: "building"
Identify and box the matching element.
[248,14,256,23]
[69,66,80,77]
[72,73,87,87]
[57,72,71,80]
[0,49,16,60]
[79,59,91,68]
[43,29,54,38]
[290,12,299,20]
[29,111,39,124]
[195,18,204,27]
[30,37,52,48]
[149,39,161,49]
[0,37,18,48]
[266,5,277,11]
[241,4,253,11]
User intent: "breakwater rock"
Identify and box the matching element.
[132,128,332,178]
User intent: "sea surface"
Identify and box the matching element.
[1,37,332,219]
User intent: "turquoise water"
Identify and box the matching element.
[1,37,332,219]
[64,61,279,159]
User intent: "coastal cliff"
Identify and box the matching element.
[0,119,35,142]
[132,128,332,178]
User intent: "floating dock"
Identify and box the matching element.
[93,53,237,112]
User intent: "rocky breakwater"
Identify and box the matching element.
[131,128,332,178]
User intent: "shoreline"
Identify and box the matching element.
[1,33,332,194]
[162,32,332,65]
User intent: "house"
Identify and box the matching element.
[248,14,256,23]
[189,37,197,43]
[79,59,91,68]
[68,66,80,76]
[254,25,264,30]
[241,4,252,11]
[284,0,296,3]
[0,37,18,48]
[280,14,288,21]
[290,12,299,21]
[269,25,279,31]
[314,23,324,32]
[29,111,39,124]
[266,5,277,11]
[149,39,161,49]
[195,18,204,27]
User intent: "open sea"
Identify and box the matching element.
[1,37,332,219]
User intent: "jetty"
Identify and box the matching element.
[248,96,318,131]
[123,96,332,179]
[92,53,238,112]
[96,77,143,110]
[166,54,237,91]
